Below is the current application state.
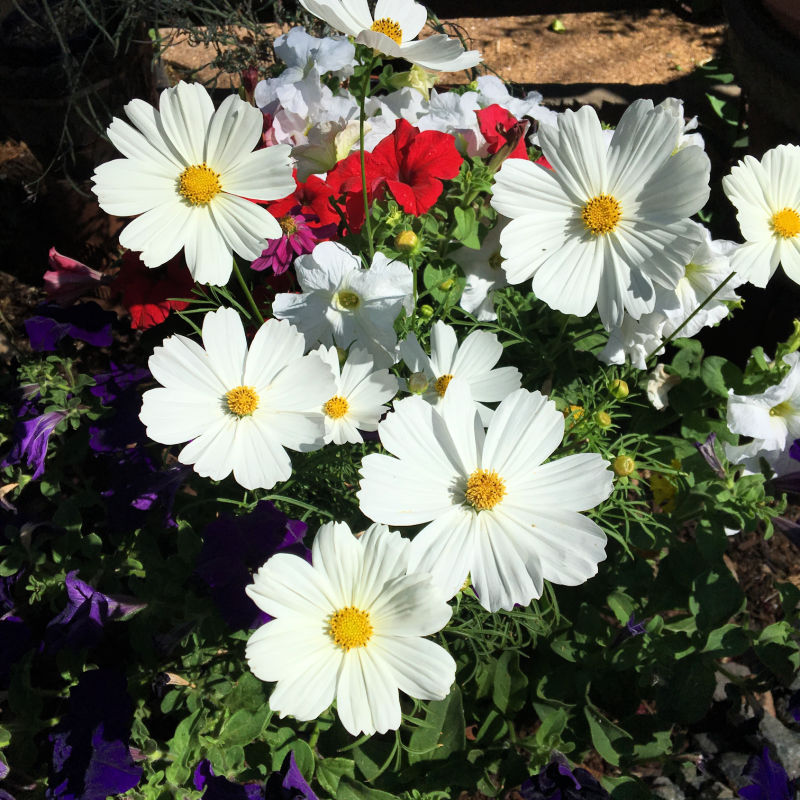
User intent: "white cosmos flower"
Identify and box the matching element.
[272,241,413,368]
[297,0,481,72]
[92,82,295,285]
[317,346,399,444]
[725,352,800,458]
[358,380,614,612]
[139,307,335,490]
[450,221,510,321]
[399,321,520,424]
[245,520,456,737]
[722,144,800,288]
[491,99,710,330]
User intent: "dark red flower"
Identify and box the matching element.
[535,154,553,170]
[111,252,194,330]
[476,104,528,160]
[327,120,463,230]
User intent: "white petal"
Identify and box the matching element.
[396,35,481,72]
[429,321,459,376]
[178,415,237,480]
[148,333,225,395]
[335,648,400,736]
[205,94,263,174]
[201,307,248,388]
[140,388,222,444]
[223,144,296,202]
[312,521,363,608]
[232,417,294,490]
[369,573,452,636]
[158,82,215,165]
[244,319,306,389]
[182,205,234,285]
[482,389,563,476]
[375,0,427,40]
[521,453,613,511]
[247,552,336,618]
[212,193,280,257]
[374,636,456,701]
[117,200,194,268]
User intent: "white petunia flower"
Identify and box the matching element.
[399,321,520,424]
[417,89,481,155]
[92,82,295,285]
[297,0,481,72]
[491,100,710,329]
[272,241,413,368]
[245,520,456,737]
[273,26,356,78]
[358,380,614,612]
[725,352,800,459]
[139,308,335,490]
[317,346,399,444]
[450,221,510,321]
[722,144,800,287]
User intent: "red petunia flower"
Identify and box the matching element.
[327,120,463,231]
[476,104,529,160]
[112,252,194,330]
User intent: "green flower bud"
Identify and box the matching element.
[419,304,434,318]
[608,379,629,399]
[613,455,636,477]
[438,278,455,291]
[394,229,419,253]
[408,371,430,394]
[595,411,612,428]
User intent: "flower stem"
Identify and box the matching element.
[645,270,736,363]
[358,55,375,260]
[231,258,264,324]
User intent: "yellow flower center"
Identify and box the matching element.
[323,395,350,419]
[329,606,373,650]
[489,250,504,270]
[434,374,453,397]
[770,208,800,239]
[279,215,299,234]
[334,290,361,311]
[370,17,403,45]
[225,385,259,417]
[770,400,792,417]
[178,163,222,205]
[581,194,622,235]
[464,468,506,511]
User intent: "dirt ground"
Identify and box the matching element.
[157,8,725,87]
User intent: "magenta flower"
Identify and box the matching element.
[250,207,337,275]
[43,248,104,306]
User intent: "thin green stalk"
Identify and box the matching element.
[358,56,376,259]
[645,270,736,362]
[231,258,264,324]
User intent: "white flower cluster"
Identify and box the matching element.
[88,0,800,743]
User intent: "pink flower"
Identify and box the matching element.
[43,248,104,306]
[250,207,337,275]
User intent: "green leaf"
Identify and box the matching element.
[583,704,632,767]
[689,569,744,632]
[492,651,528,714]
[168,708,202,765]
[700,356,742,397]
[606,591,635,625]
[702,623,750,657]
[670,339,704,379]
[219,707,269,747]
[408,685,465,763]
[316,757,356,797]
[452,207,481,249]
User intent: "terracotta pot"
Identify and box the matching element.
[763,0,800,38]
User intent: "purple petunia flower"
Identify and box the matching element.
[47,669,142,800]
[193,752,318,800]
[44,571,145,652]
[195,501,309,630]
[738,746,797,799]
[626,615,646,636]
[790,439,800,463]
[1,410,68,480]
[520,753,610,800]
[250,208,337,275]
[25,302,115,351]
